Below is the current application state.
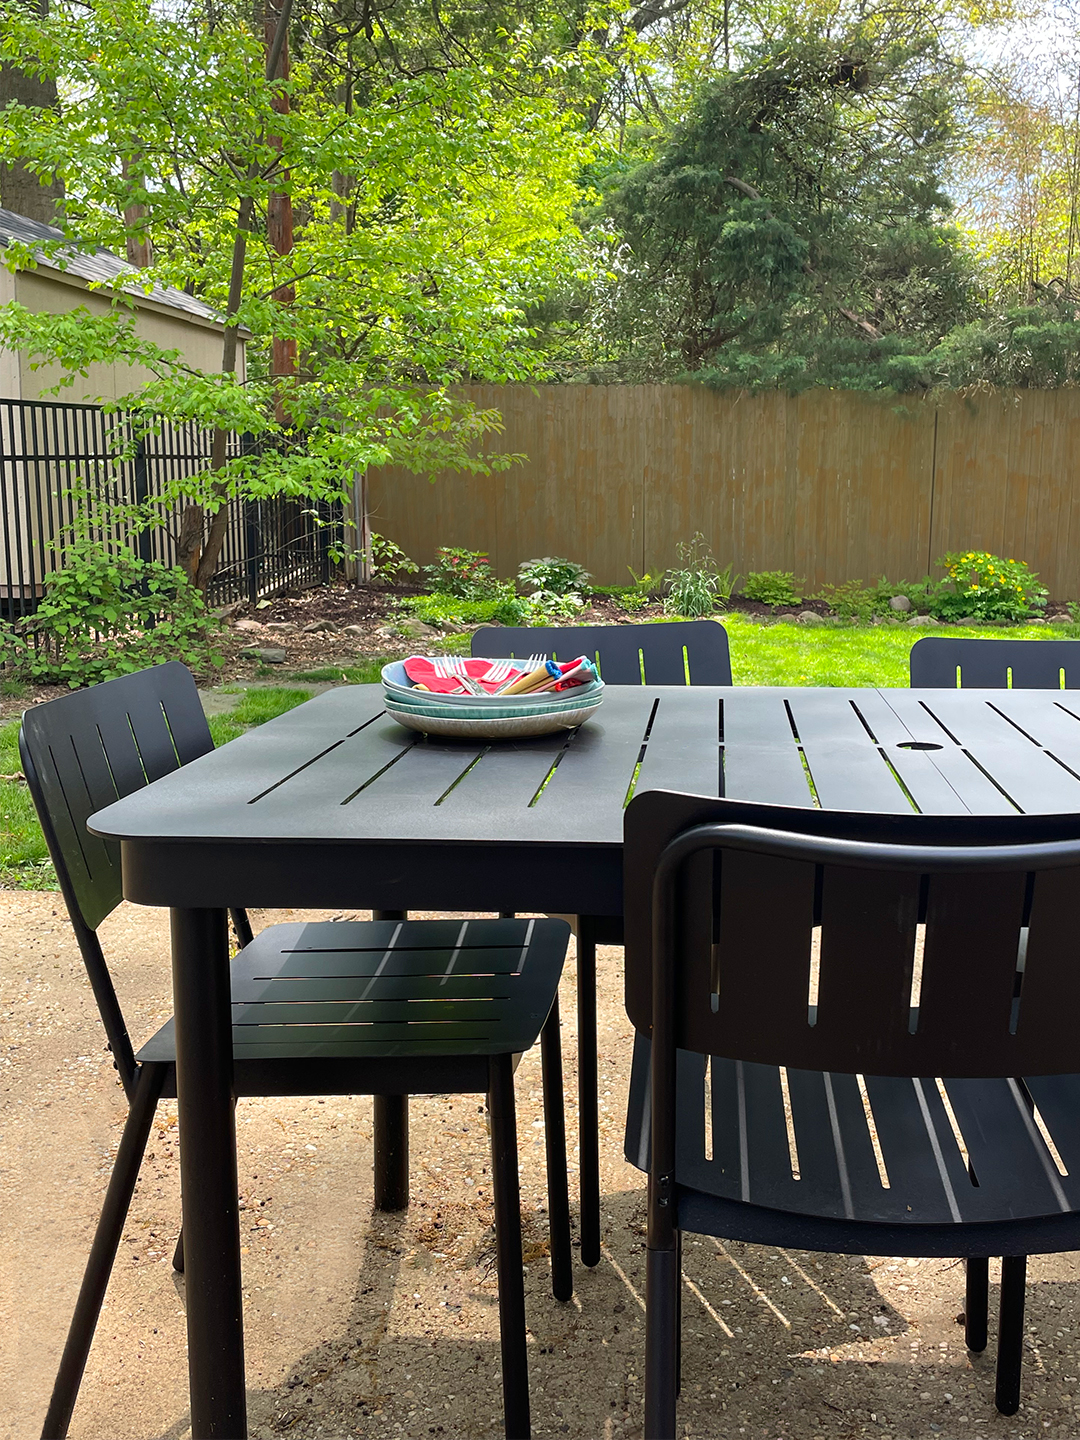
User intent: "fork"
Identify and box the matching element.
[432,655,481,694]
[492,655,546,694]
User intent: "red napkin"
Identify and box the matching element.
[402,656,526,695]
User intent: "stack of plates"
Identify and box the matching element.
[381,659,605,738]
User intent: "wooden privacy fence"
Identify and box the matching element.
[365,385,1080,597]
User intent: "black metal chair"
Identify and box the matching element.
[473,618,732,687]
[21,663,572,1440]
[910,635,1080,688]
[472,620,732,1269]
[623,787,1080,1437]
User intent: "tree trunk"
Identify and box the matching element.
[182,0,294,592]
[0,1,64,225]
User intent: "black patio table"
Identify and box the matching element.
[88,682,1080,1438]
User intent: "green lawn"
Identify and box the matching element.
[723,614,1066,687]
[1,620,1072,890]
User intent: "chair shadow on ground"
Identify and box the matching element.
[144,1187,1080,1440]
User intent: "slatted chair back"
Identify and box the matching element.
[19,663,215,1094]
[624,789,1080,1080]
[472,619,732,686]
[910,636,1080,690]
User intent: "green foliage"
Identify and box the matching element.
[288,660,388,685]
[577,26,975,386]
[369,534,418,584]
[401,587,533,628]
[0,538,223,687]
[227,687,312,727]
[0,0,591,578]
[811,580,877,622]
[743,571,803,608]
[527,590,586,621]
[934,551,1047,622]
[517,556,592,595]
[0,719,54,888]
[422,547,499,600]
[663,534,737,617]
[866,577,938,614]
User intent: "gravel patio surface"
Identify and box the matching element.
[4,891,1080,1440]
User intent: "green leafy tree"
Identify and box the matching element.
[0,0,590,586]
[579,25,978,384]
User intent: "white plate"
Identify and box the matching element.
[386,701,603,739]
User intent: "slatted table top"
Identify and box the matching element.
[88,684,1080,910]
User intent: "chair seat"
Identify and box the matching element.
[136,916,568,1066]
[625,1036,1080,1231]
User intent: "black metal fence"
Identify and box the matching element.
[0,398,340,618]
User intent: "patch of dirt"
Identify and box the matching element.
[6,897,1080,1439]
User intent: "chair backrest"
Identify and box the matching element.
[19,662,213,933]
[910,636,1080,689]
[624,788,1080,1080]
[471,619,732,686]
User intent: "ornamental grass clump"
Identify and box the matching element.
[664,535,737,617]
[934,551,1047,623]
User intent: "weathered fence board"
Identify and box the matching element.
[366,386,1080,596]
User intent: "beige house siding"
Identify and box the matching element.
[8,266,244,402]
[1,257,246,596]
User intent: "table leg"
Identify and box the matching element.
[171,907,246,1439]
[576,915,601,1267]
[373,910,409,1210]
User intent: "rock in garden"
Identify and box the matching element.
[906,615,935,627]
[398,618,438,639]
[956,616,982,626]
[240,646,287,663]
[889,595,913,612]
[342,624,365,636]
[1028,617,1047,625]
[302,619,339,634]
[798,610,824,626]
[1050,614,1073,625]
[263,621,296,632]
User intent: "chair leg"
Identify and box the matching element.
[41,1063,166,1440]
[675,1229,683,1397]
[995,1255,1027,1416]
[489,1053,530,1440]
[229,907,254,949]
[172,1228,184,1273]
[540,994,573,1302]
[575,915,600,1267]
[644,1243,680,1440]
[373,910,410,1210]
[965,1257,988,1352]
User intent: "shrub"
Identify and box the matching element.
[400,586,533,628]
[865,576,938,616]
[933,551,1047,622]
[743,571,803,608]
[369,532,418,583]
[526,590,586,621]
[811,579,876,622]
[664,534,737,617]
[0,539,223,687]
[422,546,498,599]
[517,556,592,595]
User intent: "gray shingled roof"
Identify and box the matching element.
[0,207,225,326]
